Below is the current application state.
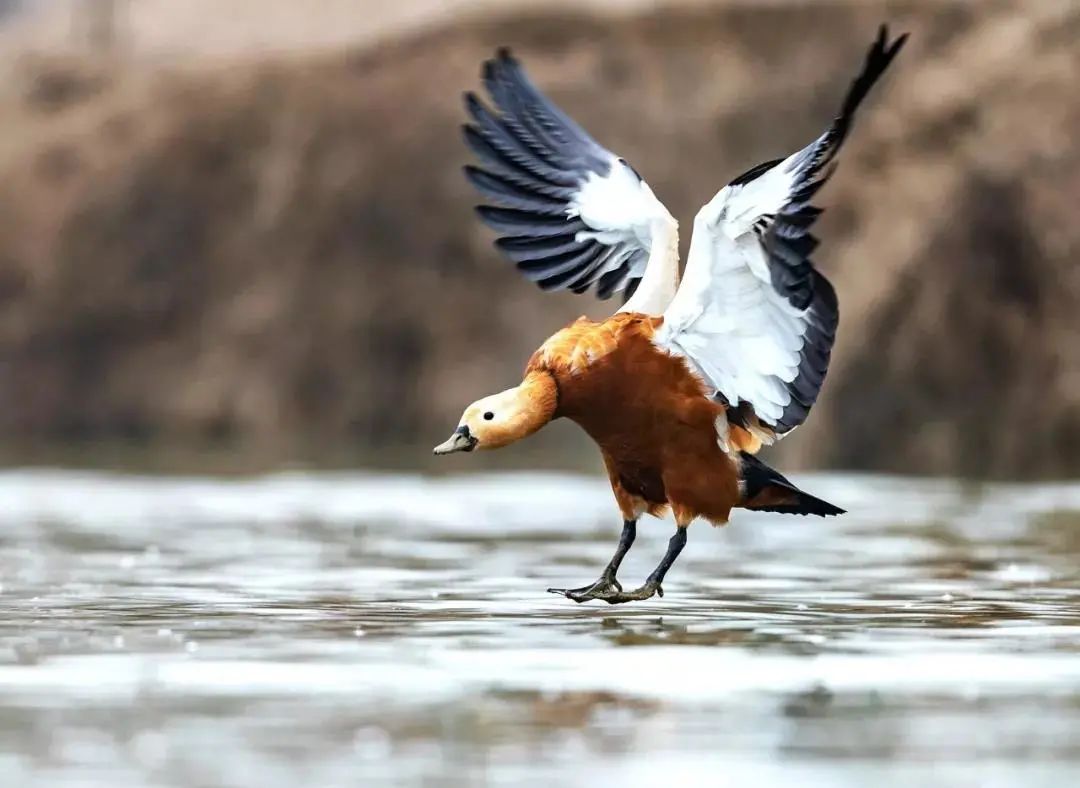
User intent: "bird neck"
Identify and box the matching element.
[620,214,680,315]
[514,369,559,437]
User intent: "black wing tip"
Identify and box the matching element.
[729,157,785,188]
[481,47,516,77]
[463,91,497,128]
[474,204,503,220]
[463,91,481,112]
[872,25,910,72]
[876,24,911,57]
[842,24,909,118]
[460,122,482,149]
[484,47,522,88]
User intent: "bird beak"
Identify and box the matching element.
[432,425,477,455]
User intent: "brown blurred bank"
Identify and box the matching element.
[0,0,1075,478]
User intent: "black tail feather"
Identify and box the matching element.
[739,452,845,517]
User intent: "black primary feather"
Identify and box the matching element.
[462,48,651,300]
[724,25,905,434]
[473,207,587,238]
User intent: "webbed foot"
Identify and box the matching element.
[549,579,662,605]
[594,580,662,605]
[547,574,622,603]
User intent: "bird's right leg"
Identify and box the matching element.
[547,519,636,602]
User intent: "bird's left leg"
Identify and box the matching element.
[592,524,688,604]
[561,502,695,605]
[547,518,636,602]
[549,474,645,602]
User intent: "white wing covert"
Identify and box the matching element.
[463,49,677,305]
[656,26,907,437]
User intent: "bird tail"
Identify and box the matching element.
[737,452,845,517]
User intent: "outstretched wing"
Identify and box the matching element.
[463,49,677,305]
[656,25,907,439]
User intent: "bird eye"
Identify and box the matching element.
[483,411,494,421]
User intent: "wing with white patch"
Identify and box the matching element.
[463,49,677,305]
[656,25,907,437]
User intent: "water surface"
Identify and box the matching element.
[1,470,1079,786]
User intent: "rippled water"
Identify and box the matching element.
[1,470,1080,786]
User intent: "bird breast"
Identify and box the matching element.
[529,313,721,455]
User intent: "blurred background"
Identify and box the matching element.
[1,4,1080,788]
[0,0,1075,479]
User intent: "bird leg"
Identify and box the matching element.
[550,524,688,605]
[595,526,687,604]
[548,519,636,601]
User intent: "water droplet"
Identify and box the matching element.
[113,635,125,648]
[941,593,954,602]
[185,641,199,653]
[119,555,136,569]
[157,628,172,638]
[353,627,365,638]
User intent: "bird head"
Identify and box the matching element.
[433,371,557,456]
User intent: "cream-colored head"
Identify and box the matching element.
[433,371,557,455]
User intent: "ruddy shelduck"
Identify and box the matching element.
[434,26,908,603]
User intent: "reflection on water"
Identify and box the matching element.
[1,470,1080,786]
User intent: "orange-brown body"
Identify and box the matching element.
[433,309,843,603]
[528,312,750,527]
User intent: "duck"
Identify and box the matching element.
[433,26,908,604]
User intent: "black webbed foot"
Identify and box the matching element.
[549,525,685,605]
[547,574,623,603]
[593,580,661,605]
[548,579,663,605]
